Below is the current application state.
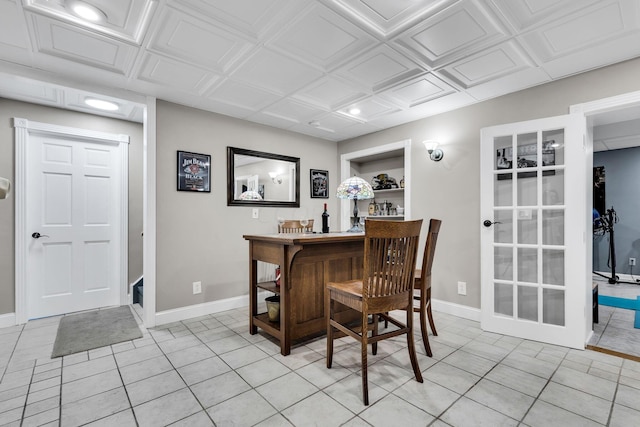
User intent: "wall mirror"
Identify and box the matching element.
[227,147,300,207]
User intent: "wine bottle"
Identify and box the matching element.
[322,203,329,233]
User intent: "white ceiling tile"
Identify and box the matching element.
[293,76,368,110]
[491,0,601,31]
[338,97,401,122]
[325,0,455,37]
[539,31,640,79]
[368,91,477,128]
[379,73,456,108]
[439,41,533,88]
[334,45,424,91]
[231,48,323,95]
[1,0,30,49]
[290,111,361,135]
[137,53,218,93]
[464,67,551,101]
[260,98,322,124]
[24,0,157,43]
[207,80,280,111]
[393,1,509,68]
[520,0,639,63]
[148,7,254,73]
[247,112,299,129]
[172,0,301,39]
[30,15,139,74]
[268,3,377,70]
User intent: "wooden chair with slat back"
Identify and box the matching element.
[413,218,442,357]
[278,219,314,233]
[325,218,423,405]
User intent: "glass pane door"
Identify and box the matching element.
[481,114,586,349]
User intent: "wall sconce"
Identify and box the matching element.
[423,140,444,162]
[269,172,282,184]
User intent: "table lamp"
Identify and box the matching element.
[336,176,374,232]
[239,190,262,200]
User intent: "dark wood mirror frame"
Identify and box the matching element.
[227,146,300,207]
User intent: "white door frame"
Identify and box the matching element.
[13,118,129,324]
[339,140,412,231]
[570,89,640,341]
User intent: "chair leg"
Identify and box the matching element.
[361,315,369,405]
[406,309,423,384]
[419,292,433,357]
[426,290,438,336]
[372,314,378,356]
[326,293,334,369]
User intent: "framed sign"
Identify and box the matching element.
[177,151,211,192]
[310,169,329,198]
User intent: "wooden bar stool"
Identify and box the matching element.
[326,219,423,405]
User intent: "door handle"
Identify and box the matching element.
[31,232,50,239]
[483,220,502,227]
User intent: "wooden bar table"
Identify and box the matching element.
[243,232,364,355]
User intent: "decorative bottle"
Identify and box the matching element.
[322,203,330,233]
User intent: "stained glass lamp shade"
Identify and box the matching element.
[336,176,374,232]
[239,190,262,200]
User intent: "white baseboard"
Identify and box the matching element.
[153,293,479,328]
[155,291,269,326]
[432,298,481,322]
[0,312,17,329]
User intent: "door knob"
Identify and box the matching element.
[31,232,49,239]
[483,220,502,227]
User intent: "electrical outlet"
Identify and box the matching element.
[630,258,636,266]
[252,208,259,219]
[193,281,202,294]
[457,281,467,296]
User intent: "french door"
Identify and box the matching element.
[480,114,588,349]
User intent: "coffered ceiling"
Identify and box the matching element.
[1,0,640,141]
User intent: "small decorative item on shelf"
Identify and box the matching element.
[368,199,378,216]
[400,176,405,188]
[371,173,399,190]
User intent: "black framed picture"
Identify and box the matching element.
[310,169,329,198]
[496,141,555,180]
[177,151,211,192]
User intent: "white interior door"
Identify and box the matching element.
[20,123,125,320]
[480,114,588,349]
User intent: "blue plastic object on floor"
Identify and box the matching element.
[598,295,640,328]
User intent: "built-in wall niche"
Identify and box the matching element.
[339,140,411,231]
[351,155,405,218]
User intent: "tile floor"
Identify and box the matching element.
[2,304,640,426]
[589,276,640,359]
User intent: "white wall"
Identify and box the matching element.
[155,100,339,312]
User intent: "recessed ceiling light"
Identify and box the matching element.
[85,98,119,111]
[349,107,361,115]
[67,1,107,23]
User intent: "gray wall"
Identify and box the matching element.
[155,100,339,312]
[0,98,144,315]
[593,146,640,275]
[338,57,640,309]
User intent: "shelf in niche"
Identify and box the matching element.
[372,188,404,193]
